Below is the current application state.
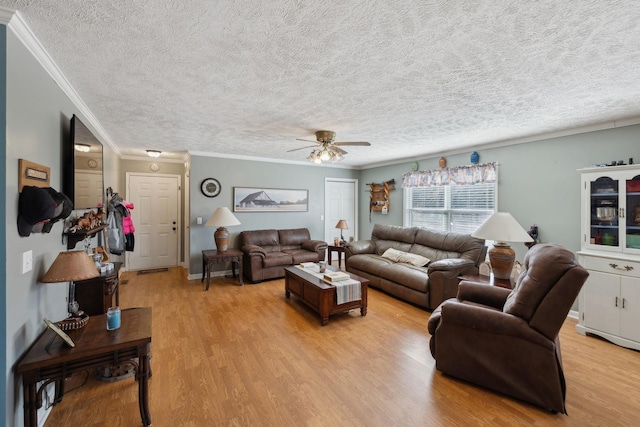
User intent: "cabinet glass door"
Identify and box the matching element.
[626,175,640,250]
[590,176,619,248]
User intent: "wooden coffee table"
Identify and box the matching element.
[284,266,368,325]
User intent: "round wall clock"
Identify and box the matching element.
[149,162,160,172]
[201,178,221,197]
[87,159,98,169]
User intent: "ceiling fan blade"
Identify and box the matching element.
[296,138,319,143]
[334,141,371,147]
[287,145,317,152]
[331,146,348,155]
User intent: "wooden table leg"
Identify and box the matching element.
[22,379,37,427]
[205,260,212,291]
[138,352,152,426]
[237,258,244,286]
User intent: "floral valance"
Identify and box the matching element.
[402,162,498,188]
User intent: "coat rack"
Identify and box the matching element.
[368,179,395,221]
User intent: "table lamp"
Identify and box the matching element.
[205,207,241,252]
[335,219,349,245]
[40,250,100,329]
[471,212,533,279]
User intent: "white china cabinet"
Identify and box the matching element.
[576,165,640,350]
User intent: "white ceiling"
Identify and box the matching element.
[3,1,640,167]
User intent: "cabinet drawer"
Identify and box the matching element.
[582,255,640,278]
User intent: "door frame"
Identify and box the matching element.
[324,178,359,246]
[125,172,182,271]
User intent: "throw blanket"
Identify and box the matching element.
[295,265,362,304]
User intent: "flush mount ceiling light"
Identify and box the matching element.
[146,150,162,158]
[74,143,90,152]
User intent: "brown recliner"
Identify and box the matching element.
[427,243,589,414]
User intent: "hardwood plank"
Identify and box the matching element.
[44,267,640,426]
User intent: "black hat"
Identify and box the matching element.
[40,188,73,233]
[18,186,73,237]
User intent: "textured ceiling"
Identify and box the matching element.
[3,1,640,167]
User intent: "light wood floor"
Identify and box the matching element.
[44,266,640,426]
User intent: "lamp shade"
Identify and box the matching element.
[471,212,533,243]
[41,250,100,283]
[205,207,241,252]
[205,207,241,227]
[335,219,349,230]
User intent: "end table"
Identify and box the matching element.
[327,245,346,269]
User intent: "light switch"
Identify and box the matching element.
[320,215,324,221]
[196,217,203,225]
[22,250,33,274]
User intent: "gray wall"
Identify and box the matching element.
[4,29,120,426]
[188,155,358,274]
[359,125,640,264]
[0,23,7,425]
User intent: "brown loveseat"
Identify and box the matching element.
[427,243,589,413]
[239,228,327,283]
[345,224,486,310]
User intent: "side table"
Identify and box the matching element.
[75,262,122,315]
[458,273,514,289]
[202,249,244,290]
[16,307,153,427]
[327,245,346,269]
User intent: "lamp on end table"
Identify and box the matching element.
[205,207,241,252]
[335,219,349,245]
[471,212,533,280]
[40,250,100,329]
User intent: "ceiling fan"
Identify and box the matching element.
[288,130,371,164]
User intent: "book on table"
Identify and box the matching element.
[323,271,350,282]
[299,262,317,268]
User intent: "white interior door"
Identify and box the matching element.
[127,173,180,270]
[324,179,357,261]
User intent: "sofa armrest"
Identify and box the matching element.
[456,281,511,309]
[428,257,474,272]
[438,300,551,347]
[301,239,327,253]
[345,240,375,257]
[426,258,477,309]
[241,244,266,260]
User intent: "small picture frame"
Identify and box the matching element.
[511,261,523,282]
[44,317,75,348]
[479,261,491,276]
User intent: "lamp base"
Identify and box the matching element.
[214,227,230,252]
[488,242,515,280]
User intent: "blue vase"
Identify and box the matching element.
[470,151,479,164]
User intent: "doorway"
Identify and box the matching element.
[324,178,358,264]
[126,173,181,270]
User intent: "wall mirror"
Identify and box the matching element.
[63,114,104,209]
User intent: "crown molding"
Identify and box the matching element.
[188,150,355,169]
[0,6,15,25]
[5,9,121,157]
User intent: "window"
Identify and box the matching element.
[403,182,496,234]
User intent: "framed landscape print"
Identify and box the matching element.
[234,187,308,212]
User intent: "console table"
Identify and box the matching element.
[202,249,244,290]
[16,307,152,427]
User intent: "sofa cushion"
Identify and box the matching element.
[371,224,418,255]
[240,229,281,253]
[283,248,319,264]
[263,252,293,268]
[382,248,430,266]
[377,263,429,293]
[412,228,485,264]
[279,228,311,248]
[347,254,396,276]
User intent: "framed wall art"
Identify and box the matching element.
[234,187,308,212]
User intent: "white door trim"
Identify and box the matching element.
[125,172,182,270]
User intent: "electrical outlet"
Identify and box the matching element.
[320,215,324,221]
[22,250,33,274]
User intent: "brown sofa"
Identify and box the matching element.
[239,228,327,283]
[345,224,486,310]
[427,243,589,414]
